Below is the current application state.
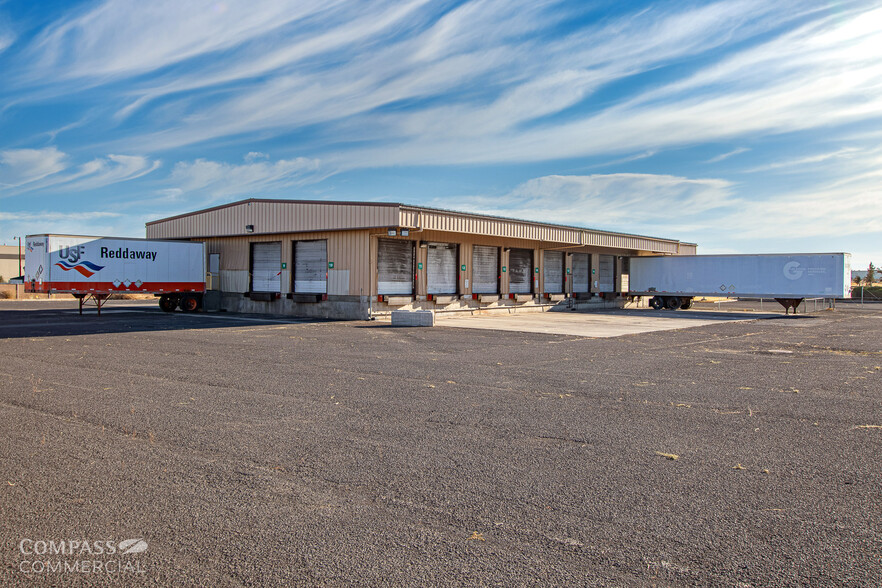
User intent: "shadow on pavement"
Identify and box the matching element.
[0,300,332,340]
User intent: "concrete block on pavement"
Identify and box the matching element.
[391,310,435,327]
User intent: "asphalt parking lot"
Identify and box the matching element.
[1,300,880,586]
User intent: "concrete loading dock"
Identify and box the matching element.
[146,199,695,319]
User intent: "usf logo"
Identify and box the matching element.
[59,245,87,263]
[55,244,105,278]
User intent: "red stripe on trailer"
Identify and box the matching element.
[26,281,206,294]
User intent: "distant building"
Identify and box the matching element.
[0,245,24,281]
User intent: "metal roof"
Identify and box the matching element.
[145,198,696,253]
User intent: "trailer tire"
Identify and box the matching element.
[159,295,178,312]
[650,296,664,310]
[679,298,694,310]
[179,295,199,313]
[665,296,681,310]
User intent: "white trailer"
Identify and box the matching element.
[628,253,851,313]
[24,234,205,314]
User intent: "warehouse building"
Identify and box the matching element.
[0,245,24,282]
[146,199,696,319]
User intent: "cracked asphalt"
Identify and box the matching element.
[1,300,880,587]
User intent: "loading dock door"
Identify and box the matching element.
[294,239,327,293]
[427,242,458,295]
[572,253,590,293]
[597,254,615,292]
[509,248,533,294]
[377,239,414,295]
[543,250,564,293]
[472,245,499,294]
[251,242,281,292]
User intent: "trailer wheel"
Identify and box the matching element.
[159,295,178,312]
[650,296,664,310]
[679,298,694,310]
[665,296,681,310]
[179,295,199,312]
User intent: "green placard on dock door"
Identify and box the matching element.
[281,262,287,269]
[535,267,539,273]
[502,266,506,272]
[567,268,571,274]
[418,262,423,270]
[592,268,596,274]
[328,262,334,268]
[461,264,467,271]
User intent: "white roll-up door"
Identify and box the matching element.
[598,254,614,292]
[377,239,413,295]
[251,242,281,292]
[472,245,498,294]
[572,253,590,293]
[294,239,327,293]
[427,242,458,295]
[509,248,532,294]
[543,250,564,293]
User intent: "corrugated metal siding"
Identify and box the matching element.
[149,202,693,299]
[197,229,370,295]
[400,207,683,254]
[147,201,398,239]
[148,200,689,255]
[191,228,675,299]
[376,230,649,296]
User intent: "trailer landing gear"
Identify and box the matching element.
[775,298,803,314]
[74,293,110,316]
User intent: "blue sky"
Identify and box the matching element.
[1,0,880,268]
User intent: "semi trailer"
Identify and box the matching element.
[24,235,205,314]
[628,253,851,313]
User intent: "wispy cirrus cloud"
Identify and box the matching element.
[169,154,323,200]
[705,147,750,163]
[0,210,142,245]
[0,147,68,188]
[433,173,737,230]
[11,0,880,168]
[340,2,882,168]
[0,18,14,54]
[117,0,804,153]
[0,210,121,221]
[437,161,882,250]
[28,0,340,80]
[720,144,882,238]
[61,154,162,192]
[112,0,432,120]
[0,147,160,196]
[743,147,860,173]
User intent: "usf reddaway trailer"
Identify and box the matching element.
[628,253,851,313]
[24,235,205,314]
